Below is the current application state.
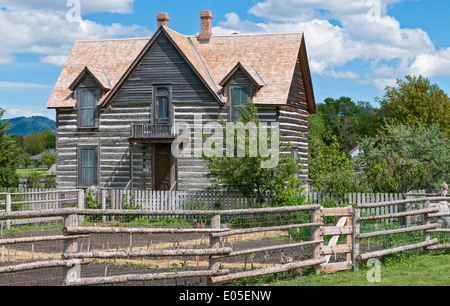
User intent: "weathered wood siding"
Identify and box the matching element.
[55,33,311,191]
[277,106,309,182]
[55,33,223,191]
[287,52,308,110]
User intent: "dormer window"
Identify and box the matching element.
[79,88,100,128]
[219,62,265,122]
[69,66,110,129]
[231,86,249,121]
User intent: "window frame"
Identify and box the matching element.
[77,88,100,129]
[77,145,100,188]
[152,84,173,125]
[229,86,250,122]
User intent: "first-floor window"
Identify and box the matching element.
[78,146,98,187]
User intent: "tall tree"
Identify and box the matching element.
[318,97,383,150]
[0,108,21,170]
[308,112,370,196]
[377,75,450,135]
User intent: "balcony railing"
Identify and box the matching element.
[130,124,177,139]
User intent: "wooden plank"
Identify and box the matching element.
[321,261,352,274]
[321,207,352,216]
[322,226,352,236]
[320,244,352,255]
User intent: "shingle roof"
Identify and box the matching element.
[46,38,149,108]
[47,27,315,111]
[190,33,305,106]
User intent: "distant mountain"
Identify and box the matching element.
[2,116,56,136]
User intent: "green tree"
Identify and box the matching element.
[21,154,35,169]
[377,75,450,135]
[0,108,21,170]
[201,97,303,206]
[38,152,56,169]
[23,128,56,156]
[317,97,383,150]
[308,112,370,197]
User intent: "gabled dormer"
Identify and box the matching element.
[69,66,111,129]
[219,62,265,121]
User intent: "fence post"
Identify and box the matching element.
[311,208,322,275]
[5,194,11,230]
[208,214,221,286]
[63,212,79,285]
[423,200,431,254]
[352,205,360,272]
[102,189,107,223]
[110,189,116,222]
[78,190,85,224]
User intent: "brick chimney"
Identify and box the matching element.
[157,13,170,28]
[199,10,213,41]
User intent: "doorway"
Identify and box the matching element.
[153,144,172,191]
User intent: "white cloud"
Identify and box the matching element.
[409,48,450,77]
[7,108,49,118]
[0,81,52,90]
[213,0,446,91]
[1,0,135,15]
[0,1,151,67]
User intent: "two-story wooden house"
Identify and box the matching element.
[46,11,316,191]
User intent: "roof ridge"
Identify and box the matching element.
[75,37,151,43]
[187,32,304,38]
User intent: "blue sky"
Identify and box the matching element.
[1,0,450,120]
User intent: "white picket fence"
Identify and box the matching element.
[110,190,271,211]
[2,188,433,215]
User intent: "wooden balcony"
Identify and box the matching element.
[130,124,178,143]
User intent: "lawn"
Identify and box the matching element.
[269,253,450,286]
[16,168,47,178]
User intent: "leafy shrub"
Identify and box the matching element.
[26,170,45,188]
[365,154,432,193]
[0,167,19,188]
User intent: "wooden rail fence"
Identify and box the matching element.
[0,190,448,286]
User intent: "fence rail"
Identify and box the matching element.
[0,189,448,286]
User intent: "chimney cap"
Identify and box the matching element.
[200,10,213,19]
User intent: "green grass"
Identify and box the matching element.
[268,253,450,286]
[16,168,47,178]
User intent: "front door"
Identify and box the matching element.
[154,145,171,191]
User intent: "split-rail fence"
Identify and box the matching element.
[0,189,448,286]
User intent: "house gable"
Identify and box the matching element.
[287,36,316,113]
[101,27,223,109]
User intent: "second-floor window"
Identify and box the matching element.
[79,88,99,128]
[155,87,170,124]
[231,87,249,121]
